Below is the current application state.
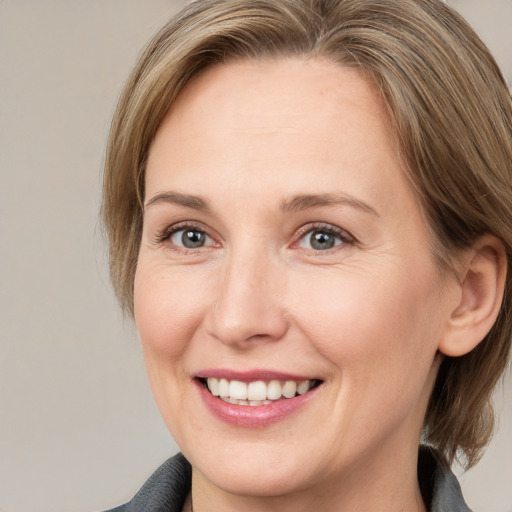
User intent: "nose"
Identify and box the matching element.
[205,248,289,348]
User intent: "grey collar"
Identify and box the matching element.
[418,445,473,512]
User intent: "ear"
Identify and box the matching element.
[439,234,507,357]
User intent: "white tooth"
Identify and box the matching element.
[247,381,267,401]
[227,397,239,404]
[207,377,220,396]
[229,380,247,400]
[282,381,297,398]
[266,380,282,400]
[297,380,311,395]
[238,400,250,406]
[218,378,230,397]
[263,400,272,405]
[249,400,263,406]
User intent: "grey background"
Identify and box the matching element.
[0,1,510,511]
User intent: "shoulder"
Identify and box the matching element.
[102,452,191,512]
[418,445,473,512]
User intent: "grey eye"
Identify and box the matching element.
[171,229,210,249]
[299,229,343,250]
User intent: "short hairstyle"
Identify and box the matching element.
[102,0,512,468]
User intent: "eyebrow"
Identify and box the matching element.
[144,192,210,211]
[280,193,379,216]
[144,191,378,217]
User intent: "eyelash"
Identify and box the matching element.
[153,221,355,252]
[154,222,216,249]
[293,223,355,251]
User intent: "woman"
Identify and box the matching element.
[102,0,512,510]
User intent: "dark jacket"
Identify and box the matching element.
[105,445,472,512]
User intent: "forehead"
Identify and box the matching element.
[164,58,383,128]
[146,58,418,222]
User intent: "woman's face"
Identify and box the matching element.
[135,59,460,500]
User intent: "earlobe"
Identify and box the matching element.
[439,235,507,357]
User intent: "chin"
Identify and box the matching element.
[192,449,318,498]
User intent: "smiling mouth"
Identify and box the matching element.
[198,377,322,406]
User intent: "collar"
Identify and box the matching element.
[418,445,473,512]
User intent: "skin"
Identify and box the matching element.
[134,58,466,512]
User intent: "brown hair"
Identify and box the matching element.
[102,0,512,468]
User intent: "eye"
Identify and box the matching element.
[169,227,213,249]
[154,222,217,251]
[297,225,353,251]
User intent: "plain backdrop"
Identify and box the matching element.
[0,1,511,511]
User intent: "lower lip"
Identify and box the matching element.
[195,380,320,427]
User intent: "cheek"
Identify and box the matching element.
[133,262,212,438]
[134,262,208,362]
[280,262,447,460]
[291,263,443,386]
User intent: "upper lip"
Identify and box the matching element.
[196,369,321,382]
